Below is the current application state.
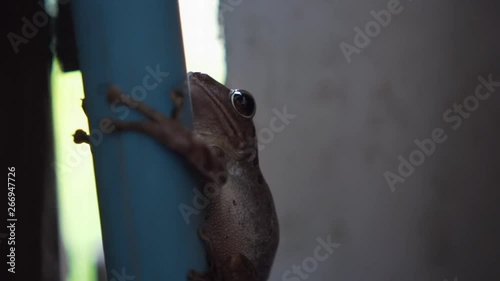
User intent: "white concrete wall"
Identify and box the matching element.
[222,1,500,280]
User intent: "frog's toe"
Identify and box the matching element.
[73,129,90,144]
[198,226,210,241]
[187,269,213,281]
[169,90,185,120]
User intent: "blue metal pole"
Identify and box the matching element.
[70,1,206,280]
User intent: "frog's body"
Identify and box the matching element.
[203,159,279,281]
[106,72,279,281]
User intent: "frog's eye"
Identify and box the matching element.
[230,89,256,118]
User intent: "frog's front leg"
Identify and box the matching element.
[106,86,226,186]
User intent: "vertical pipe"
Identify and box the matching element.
[70,1,206,279]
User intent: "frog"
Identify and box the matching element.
[101,72,280,281]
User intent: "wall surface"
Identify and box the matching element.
[222,1,500,280]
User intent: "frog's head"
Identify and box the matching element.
[188,72,257,155]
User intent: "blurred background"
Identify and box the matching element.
[8,0,500,281]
